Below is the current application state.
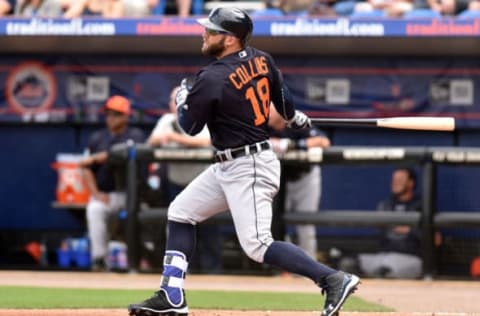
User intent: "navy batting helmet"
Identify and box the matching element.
[197,7,253,43]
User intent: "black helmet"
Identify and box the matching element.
[197,7,253,43]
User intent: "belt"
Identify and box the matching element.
[215,141,271,163]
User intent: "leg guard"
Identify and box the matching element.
[160,250,189,307]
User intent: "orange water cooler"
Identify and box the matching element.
[52,153,90,204]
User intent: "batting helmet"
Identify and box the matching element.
[197,7,253,43]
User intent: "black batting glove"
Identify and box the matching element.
[287,110,311,129]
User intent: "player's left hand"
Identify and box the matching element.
[175,86,188,109]
[287,110,311,129]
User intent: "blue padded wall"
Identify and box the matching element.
[0,125,83,230]
[321,128,453,210]
[437,130,480,212]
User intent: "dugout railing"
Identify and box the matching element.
[109,143,480,277]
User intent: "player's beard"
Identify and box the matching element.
[202,37,226,58]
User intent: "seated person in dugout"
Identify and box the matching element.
[80,95,145,271]
[340,167,424,279]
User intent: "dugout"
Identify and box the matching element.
[0,16,480,276]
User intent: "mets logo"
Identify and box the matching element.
[6,61,57,115]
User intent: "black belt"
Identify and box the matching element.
[215,141,271,163]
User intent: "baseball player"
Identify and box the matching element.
[129,7,359,316]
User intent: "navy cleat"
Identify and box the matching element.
[128,289,188,316]
[321,271,360,316]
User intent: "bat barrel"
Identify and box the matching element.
[311,117,455,131]
[377,117,455,131]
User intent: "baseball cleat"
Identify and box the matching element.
[128,289,188,316]
[321,271,360,316]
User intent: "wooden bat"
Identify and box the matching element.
[310,117,455,131]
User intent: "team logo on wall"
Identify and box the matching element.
[326,79,350,104]
[306,78,326,103]
[450,79,474,106]
[5,61,57,115]
[306,78,350,105]
[430,79,474,106]
[67,76,110,102]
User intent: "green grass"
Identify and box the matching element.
[0,286,392,312]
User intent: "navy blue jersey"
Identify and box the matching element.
[178,46,296,150]
[87,127,145,192]
[377,196,422,255]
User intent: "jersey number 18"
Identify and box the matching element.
[245,77,270,126]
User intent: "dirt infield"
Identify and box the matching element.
[1,311,471,316]
[0,311,471,316]
[0,271,479,316]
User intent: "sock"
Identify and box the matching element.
[166,220,196,260]
[264,241,336,286]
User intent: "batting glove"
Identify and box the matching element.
[287,110,311,129]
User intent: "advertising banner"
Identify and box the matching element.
[1,17,480,37]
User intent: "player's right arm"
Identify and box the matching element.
[269,59,310,129]
[82,168,109,204]
[79,132,107,166]
[269,63,296,121]
[79,132,109,203]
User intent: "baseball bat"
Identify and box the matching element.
[310,117,455,131]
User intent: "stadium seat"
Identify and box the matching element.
[192,0,204,15]
[152,1,166,15]
[253,8,307,17]
[349,9,385,18]
[403,8,441,18]
[204,1,266,13]
[334,0,358,16]
[251,8,285,17]
[457,9,480,19]
[153,0,204,15]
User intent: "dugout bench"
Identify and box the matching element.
[109,143,480,278]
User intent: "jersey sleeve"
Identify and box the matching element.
[178,70,215,136]
[268,56,295,121]
[87,131,101,154]
[85,131,102,172]
[150,114,174,138]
